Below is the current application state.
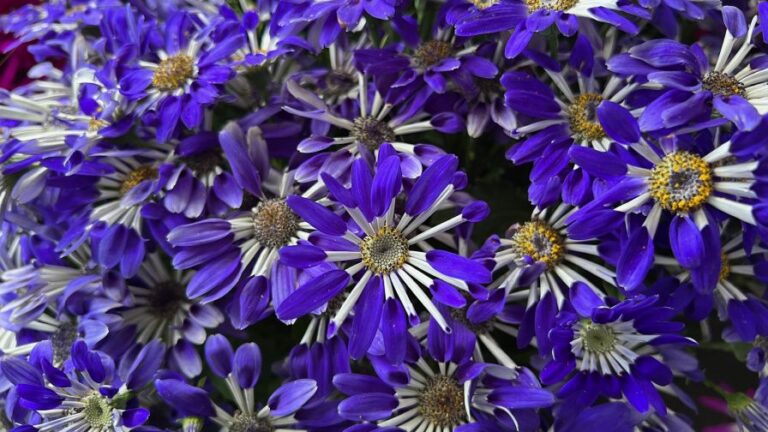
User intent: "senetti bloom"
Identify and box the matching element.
[276,146,490,363]
[569,126,766,291]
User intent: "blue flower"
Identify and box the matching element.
[569,128,768,291]
[7,340,156,431]
[335,332,553,431]
[608,7,766,132]
[542,293,695,414]
[275,148,490,362]
[156,335,334,431]
[118,11,244,141]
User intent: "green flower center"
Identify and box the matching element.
[230,412,274,432]
[83,394,113,429]
[580,322,617,354]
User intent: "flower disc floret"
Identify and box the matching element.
[648,151,713,213]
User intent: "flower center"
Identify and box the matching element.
[51,323,78,365]
[648,151,713,213]
[580,322,617,354]
[120,165,158,195]
[324,70,357,97]
[703,71,746,98]
[471,0,499,9]
[181,151,223,176]
[147,281,187,317]
[413,40,454,69]
[88,118,109,132]
[719,252,731,282]
[418,374,465,428]
[450,306,494,334]
[360,226,410,274]
[511,220,564,267]
[230,412,274,432]
[525,0,579,12]
[351,116,396,150]
[83,393,113,429]
[252,199,300,249]
[152,54,195,92]
[567,93,606,141]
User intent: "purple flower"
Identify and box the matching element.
[276,148,489,361]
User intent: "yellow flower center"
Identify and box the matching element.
[418,374,465,428]
[649,152,713,213]
[152,54,195,92]
[251,199,300,249]
[120,166,158,195]
[703,71,746,98]
[720,252,731,282]
[413,40,454,69]
[360,226,410,274]
[471,0,500,9]
[511,220,564,267]
[525,0,579,12]
[567,93,606,141]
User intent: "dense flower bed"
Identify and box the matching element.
[1,0,768,431]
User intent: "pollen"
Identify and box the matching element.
[471,0,499,9]
[152,54,195,92]
[525,0,579,12]
[703,71,746,98]
[648,151,713,213]
[720,252,731,282]
[252,198,300,249]
[352,116,396,150]
[413,40,454,69]
[418,374,466,428]
[82,393,113,429]
[580,322,617,354]
[567,93,606,141]
[120,166,159,195]
[88,118,109,132]
[511,220,564,268]
[360,226,410,274]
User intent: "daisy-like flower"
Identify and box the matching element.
[10,340,159,431]
[156,336,330,432]
[286,72,464,178]
[354,26,498,96]
[335,333,553,431]
[503,34,641,206]
[570,126,766,291]
[488,202,617,350]
[542,292,696,415]
[453,0,641,58]
[163,131,243,218]
[167,122,322,302]
[116,253,224,378]
[657,225,768,342]
[609,6,767,132]
[276,148,490,362]
[118,11,244,141]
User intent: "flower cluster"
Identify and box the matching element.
[1,0,768,430]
